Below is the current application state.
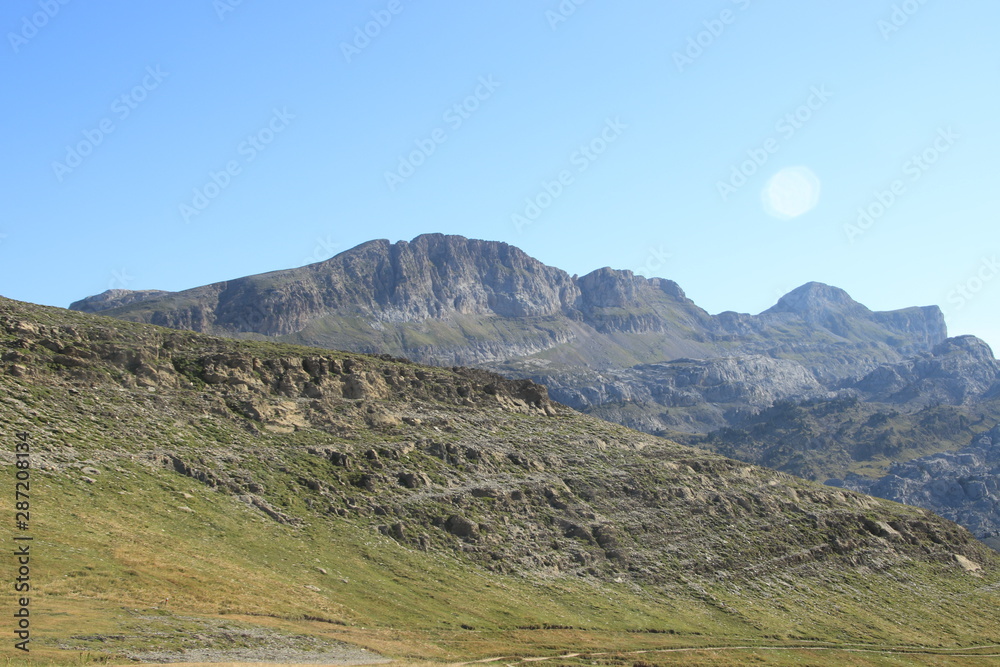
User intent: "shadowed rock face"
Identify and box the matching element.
[327,236,581,321]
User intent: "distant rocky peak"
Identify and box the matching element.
[649,277,689,301]
[766,282,868,317]
[577,267,643,308]
[68,288,172,314]
[932,335,996,362]
[387,233,528,264]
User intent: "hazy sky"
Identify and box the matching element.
[3,1,998,350]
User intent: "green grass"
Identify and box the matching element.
[6,401,998,663]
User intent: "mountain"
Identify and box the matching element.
[764,281,945,352]
[4,295,1000,663]
[71,234,948,425]
[67,236,949,366]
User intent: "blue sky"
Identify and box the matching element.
[2,0,998,351]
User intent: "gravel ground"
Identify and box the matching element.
[56,610,392,665]
[122,647,391,664]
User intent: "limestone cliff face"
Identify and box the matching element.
[323,235,580,321]
[873,306,951,353]
[575,268,712,334]
[85,235,579,335]
[71,234,946,361]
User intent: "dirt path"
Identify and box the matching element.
[457,642,1000,665]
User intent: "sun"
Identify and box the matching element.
[762,166,821,219]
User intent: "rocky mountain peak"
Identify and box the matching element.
[766,282,868,317]
[760,282,948,348]
[577,267,642,308]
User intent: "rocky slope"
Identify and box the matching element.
[851,335,1000,405]
[689,337,1000,473]
[504,354,832,435]
[4,295,1000,660]
[845,425,1000,549]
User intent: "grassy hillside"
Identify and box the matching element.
[3,296,1000,666]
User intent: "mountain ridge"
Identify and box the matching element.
[70,234,948,371]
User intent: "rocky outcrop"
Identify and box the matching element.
[0,308,557,423]
[519,355,830,434]
[846,425,1000,543]
[852,336,1000,405]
